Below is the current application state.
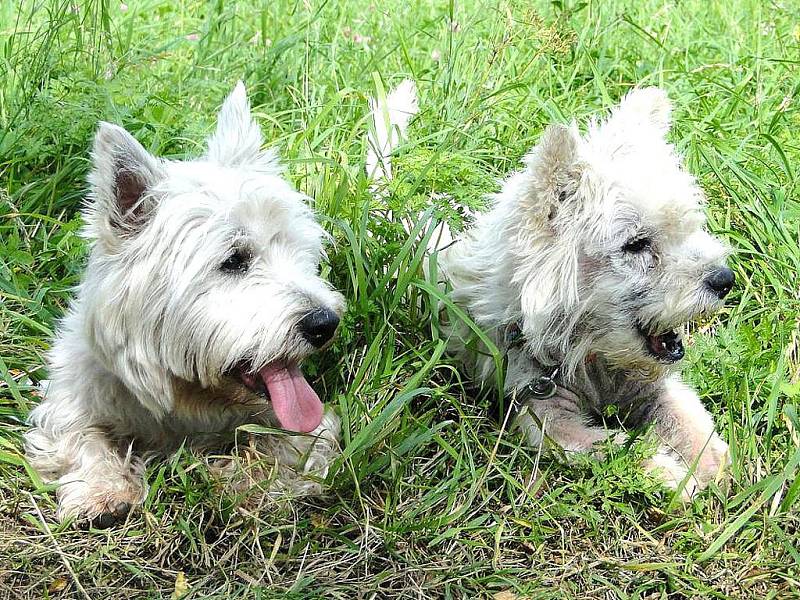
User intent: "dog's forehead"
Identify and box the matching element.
[586,145,706,238]
[163,160,314,235]
[620,175,706,238]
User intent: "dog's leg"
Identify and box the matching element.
[516,395,627,453]
[268,407,342,484]
[25,423,147,526]
[638,375,730,488]
[516,392,704,499]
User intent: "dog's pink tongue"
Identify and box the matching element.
[259,365,323,433]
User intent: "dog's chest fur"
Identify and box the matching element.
[89,374,272,452]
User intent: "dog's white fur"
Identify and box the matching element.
[423,88,732,497]
[25,83,345,524]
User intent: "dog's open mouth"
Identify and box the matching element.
[231,362,323,433]
[637,326,685,363]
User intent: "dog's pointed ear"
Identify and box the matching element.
[520,123,581,223]
[88,122,165,236]
[607,87,672,137]
[206,81,279,170]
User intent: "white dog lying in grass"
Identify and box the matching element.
[372,83,734,498]
[26,83,344,526]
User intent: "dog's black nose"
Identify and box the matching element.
[705,267,735,299]
[298,307,340,347]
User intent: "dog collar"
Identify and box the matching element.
[504,321,525,349]
[504,321,560,401]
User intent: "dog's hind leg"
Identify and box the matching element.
[25,423,147,527]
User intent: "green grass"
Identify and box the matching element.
[1,0,799,597]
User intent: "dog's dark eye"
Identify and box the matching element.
[622,237,652,253]
[220,248,252,274]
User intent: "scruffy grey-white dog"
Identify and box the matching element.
[25,83,344,526]
[419,88,733,498]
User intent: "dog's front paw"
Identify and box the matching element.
[644,449,698,502]
[57,478,146,528]
[211,407,342,498]
[301,407,342,478]
[694,433,730,485]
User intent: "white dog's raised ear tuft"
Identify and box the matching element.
[611,87,672,136]
[88,122,165,235]
[206,81,277,170]
[520,123,580,223]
